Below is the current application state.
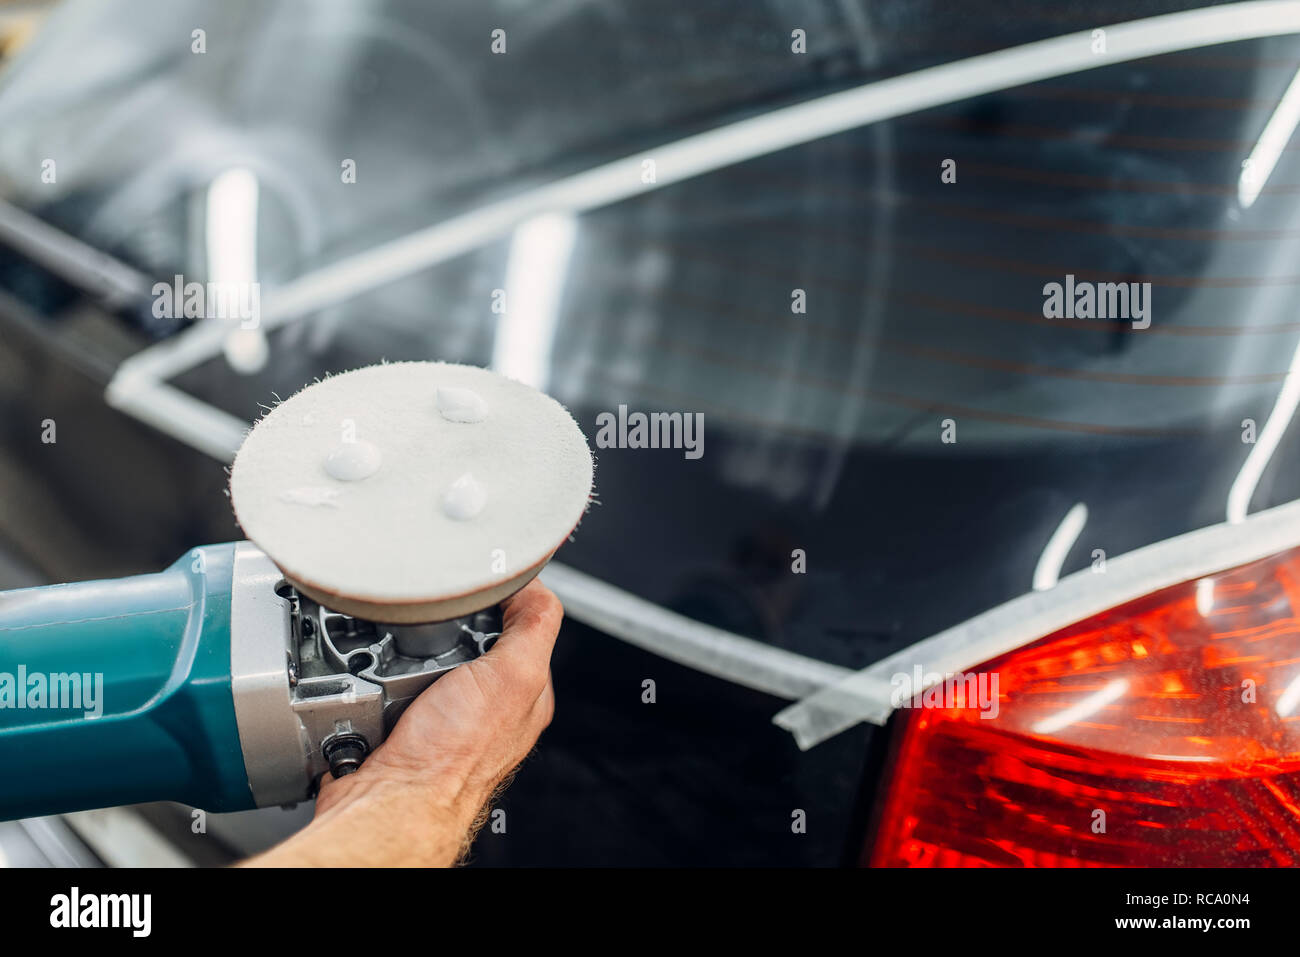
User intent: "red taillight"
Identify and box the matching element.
[869,546,1300,867]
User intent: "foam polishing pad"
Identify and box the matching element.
[229,362,593,623]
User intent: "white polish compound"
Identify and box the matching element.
[280,487,341,508]
[442,472,487,520]
[324,440,382,481]
[437,386,488,423]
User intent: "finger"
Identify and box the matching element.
[486,578,564,691]
[499,577,563,645]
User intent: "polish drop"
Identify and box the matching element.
[280,486,341,508]
[437,386,488,423]
[324,440,382,481]
[442,472,487,520]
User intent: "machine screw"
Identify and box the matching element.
[323,732,369,777]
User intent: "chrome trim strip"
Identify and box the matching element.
[540,562,852,700]
[0,197,150,307]
[774,497,1300,749]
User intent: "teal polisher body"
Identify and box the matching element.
[0,544,251,819]
[0,542,501,821]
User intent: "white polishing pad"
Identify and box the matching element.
[229,362,593,623]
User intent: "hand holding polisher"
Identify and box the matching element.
[0,362,593,819]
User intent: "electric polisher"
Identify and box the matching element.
[0,362,593,820]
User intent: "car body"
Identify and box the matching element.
[1,0,1299,865]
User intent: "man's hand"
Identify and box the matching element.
[241,578,562,867]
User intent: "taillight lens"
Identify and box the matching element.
[869,546,1300,867]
